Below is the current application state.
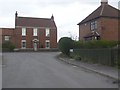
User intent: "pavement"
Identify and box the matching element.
[58,54,119,81]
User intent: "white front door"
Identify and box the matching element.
[33,42,37,51]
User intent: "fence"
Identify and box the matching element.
[71,48,120,66]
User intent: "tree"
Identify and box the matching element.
[58,37,73,56]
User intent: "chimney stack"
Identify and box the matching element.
[51,14,54,21]
[101,0,108,5]
[15,11,18,27]
[15,11,18,18]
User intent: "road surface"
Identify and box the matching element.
[2,52,118,88]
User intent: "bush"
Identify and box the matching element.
[58,37,73,56]
[73,40,118,49]
[74,55,81,60]
[2,41,15,52]
[73,41,84,49]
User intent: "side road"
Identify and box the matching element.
[58,53,119,81]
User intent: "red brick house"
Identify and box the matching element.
[14,12,57,50]
[78,0,119,41]
[1,28,15,44]
[1,12,57,51]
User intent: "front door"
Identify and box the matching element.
[33,42,37,51]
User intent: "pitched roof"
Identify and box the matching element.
[84,31,100,38]
[78,4,120,25]
[16,16,57,28]
[1,28,14,35]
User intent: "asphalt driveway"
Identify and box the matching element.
[2,52,118,88]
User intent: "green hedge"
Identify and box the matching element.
[2,41,15,52]
[73,40,118,49]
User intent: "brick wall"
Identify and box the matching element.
[14,27,57,49]
[2,28,15,44]
[100,18,118,41]
[26,28,34,48]
[50,28,57,48]
[79,18,118,41]
[39,28,45,48]
[14,28,22,48]
[79,22,91,41]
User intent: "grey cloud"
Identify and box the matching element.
[0,0,37,16]
[36,0,99,7]
[0,0,119,39]
[0,0,102,17]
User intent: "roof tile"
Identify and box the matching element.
[78,4,120,25]
[16,16,57,28]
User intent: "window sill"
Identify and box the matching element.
[33,35,37,37]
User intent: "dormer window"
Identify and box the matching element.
[90,21,97,30]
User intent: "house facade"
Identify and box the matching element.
[78,0,119,41]
[1,28,15,44]
[1,12,57,51]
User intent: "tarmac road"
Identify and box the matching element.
[2,52,118,88]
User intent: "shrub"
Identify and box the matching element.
[74,55,81,60]
[2,41,15,52]
[95,40,118,48]
[58,37,73,56]
[73,40,118,49]
[73,41,84,49]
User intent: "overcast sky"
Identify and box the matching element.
[0,0,119,41]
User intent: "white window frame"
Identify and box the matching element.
[22,28,26,36]
[45,28,50,37]
[90,21,97,30]
[21,40,26,49]
[45,40,50,49]
[95,21,97,29]
[33,28,38,36]
[5,36,10,41]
